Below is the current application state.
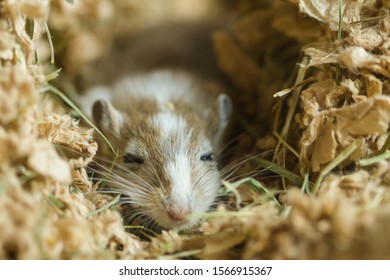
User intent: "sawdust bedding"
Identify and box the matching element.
[0,0,390,259]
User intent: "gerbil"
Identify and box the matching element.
[79,22,232,231]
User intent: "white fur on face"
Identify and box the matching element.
[166,158,192,211]
[147,110,220,229]
[151,111,188,140]
[152,111,193,213]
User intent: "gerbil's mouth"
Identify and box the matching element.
[155,212,200,232]
[167,207,190,222]
[154,214,193,230]
[121,203,200,233]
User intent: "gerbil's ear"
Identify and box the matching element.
[208,94,232,144]
[92,100,123,138]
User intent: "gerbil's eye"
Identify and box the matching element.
[200,153,215,162]
[124,154,144,165]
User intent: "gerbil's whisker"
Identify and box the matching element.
[146,165,165,190]
[214,135,241,159]
[193,167,214,189]
[219,152,272,179]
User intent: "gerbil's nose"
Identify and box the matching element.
[167,207,191,221]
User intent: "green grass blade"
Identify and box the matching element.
[44,22,55,65]
[338,0,343,41]
[45,68,62,82]
[253,158,312,188]
[222,177,282,209]
[359,150,390,167]
[159,250,201,260]
[300,172,310,194]
[124,225,159,240]
[379,133,390,153]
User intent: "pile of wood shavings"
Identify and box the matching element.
[0,0,144,259]
[1,0,390,260]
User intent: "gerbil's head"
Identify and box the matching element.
[92,95,231,231]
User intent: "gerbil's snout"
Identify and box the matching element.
[167,205,191,222]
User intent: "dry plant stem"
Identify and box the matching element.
[335,0,343,83]
[274,56,309,149]
[273,56,309,189]
[312,140,359,195]
[273,77,317,98]
[281,165,286,190]
[350,15,388,25]
[273,131,300,158]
